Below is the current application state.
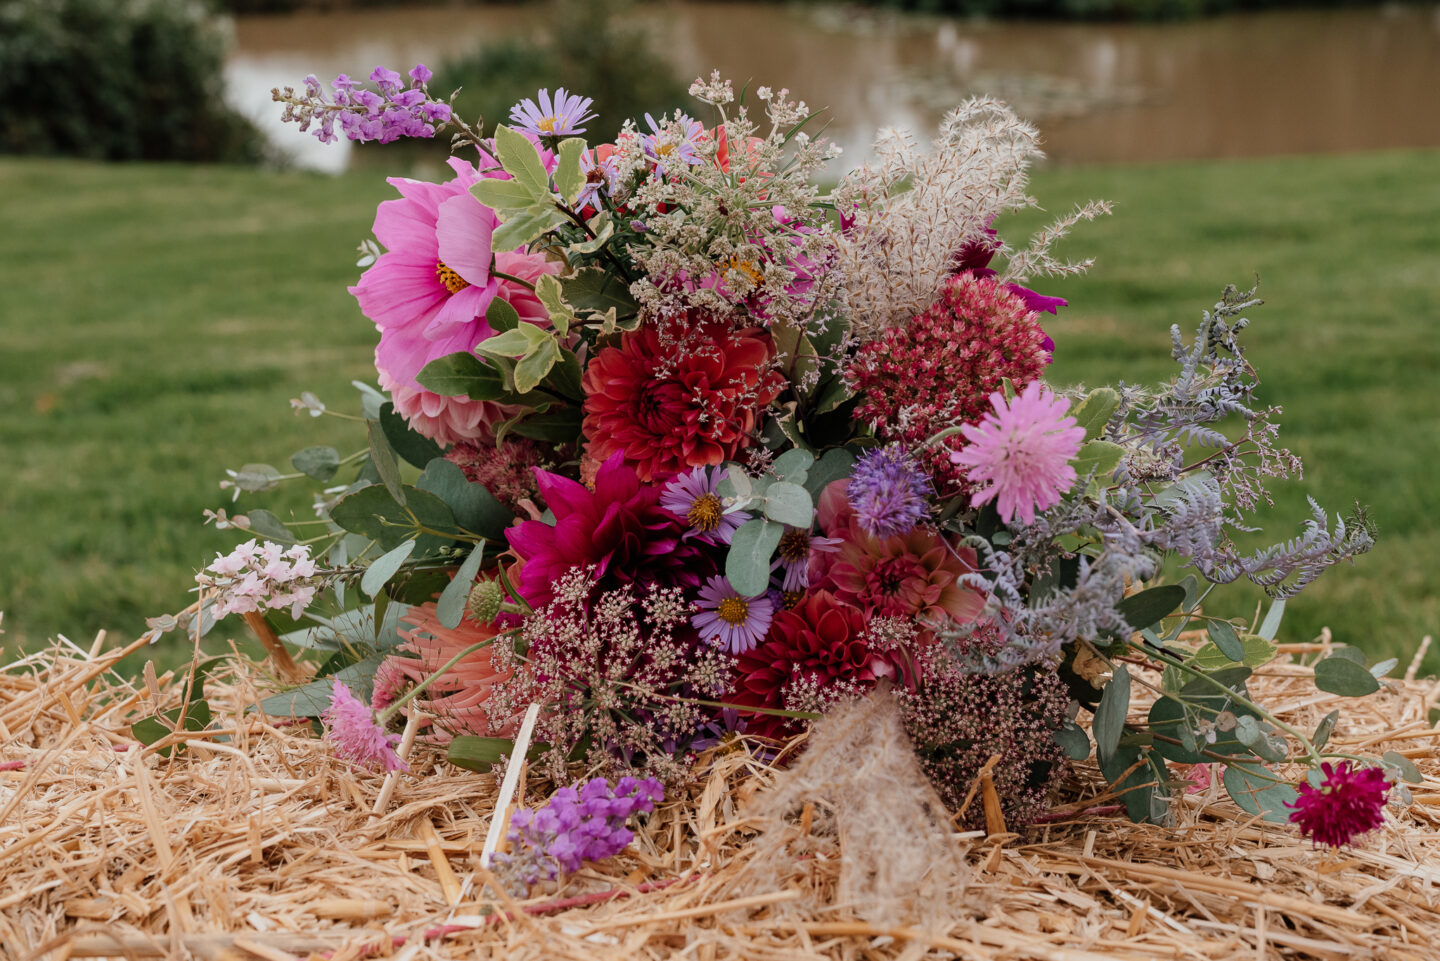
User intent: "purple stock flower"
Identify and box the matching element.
[276,64,453,146]
[847,444,932,539]
[496,776,663,886]
[408,63,433,86]
[509,87,596,137]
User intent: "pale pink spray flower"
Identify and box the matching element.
[950,381,1086,526]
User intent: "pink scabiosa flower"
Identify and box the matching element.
[660,466,749,544]
[323,681,407,772]
[847,274,1051,495]
[1288,761,1390,847]
[692,575,775,654]
[950,381,1086,526]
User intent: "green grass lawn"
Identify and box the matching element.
[1,150,1436,673]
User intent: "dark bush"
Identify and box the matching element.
[0,0,263,162]
[431,0,693,144]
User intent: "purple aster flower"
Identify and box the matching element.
[643,112,705,176]
[692,575,775,654]
[509,87,596,137]
[950,381,1086,526]
[847,445,932,539]
[577,148,621,210]
[322,681,407,772]
[496,776,662,886]
[1288,761,1390,847]
[659,466,749,545]
[772,527,843,592]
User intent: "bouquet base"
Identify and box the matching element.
[3,638,1438,961]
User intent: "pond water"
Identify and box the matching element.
[227,1,1440,173]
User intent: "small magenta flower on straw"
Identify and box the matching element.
[509,87,596,136]
[950,381,1086,525]
[692,575,774,654]
[1287,761,1389,847]
[322,681,408,772]
[847,444,932,539]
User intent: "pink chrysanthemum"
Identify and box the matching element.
[322,681,407,772]
[692,575,774,654]
[847,274,1051,495]
[950,381,1085,526]
[1288,761,1390,847]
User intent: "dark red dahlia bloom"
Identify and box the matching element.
[729,590,888,741]
[581,321,783,482]
[505,453,713,608]
[1288,761,1389,847]
[846,274,1050,496]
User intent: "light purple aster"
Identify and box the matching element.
[577,148,621,210]
[659,466,749,545]
[692,575,775,654]
[509,87,596,137]
[322,681,407,772]
[847,444,932,539]
[772,527,843,592]
[643,112,705,176]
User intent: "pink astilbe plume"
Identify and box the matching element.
[322,681,407,772]
[950,380,1085,526]
[847,274,1050,494]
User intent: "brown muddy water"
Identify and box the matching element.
[227,1,1440,172]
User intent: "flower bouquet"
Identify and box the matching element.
[160,66,1401,890]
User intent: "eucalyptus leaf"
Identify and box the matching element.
[232,463,282,493]
[255,653,386,719]
[380,403,444,469]
[365,418,406,507]
[448,735,546,773]
[1312,709,1340,751]
[1257,597,1286,640]
[802,447,856,500]
[437,545,487,630]
[1093,663,1130,763]
[762,481,814,528]
[1223,761,1298,823]
[726,517,784,597]
[291,445,340,482]
[1192,634,1278,671]
[1314,656,1381,697]
[1207,619,1246,662]
[416,458,512,539]
[1054,721,1091,761]
[245,509,297,545]
[1115,585,1187,633]
[361,540,416,598]
[1383,751,1423,784]
[770,448,815,481]
[132,700,213,758]
[1370,657,1398,679]
[329,484,461,554]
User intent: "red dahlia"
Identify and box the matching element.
[847,274,1050,495]
[581,321,783,482]
[729,590,889,741]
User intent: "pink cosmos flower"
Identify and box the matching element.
[1288,761,1390,847]
[950,381,1086,526]
[322,681,407,772]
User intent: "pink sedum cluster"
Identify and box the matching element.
[196,539,319,620]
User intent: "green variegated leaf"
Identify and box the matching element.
[513,338,560,394]
[568,211,614,254]
[553,137,588,205]
[1070,387,1120,441]
[471,177,537,212]
[476,322,552,359]
[535,273,574,337]
[491,124,551,198]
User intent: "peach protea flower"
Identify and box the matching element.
[377,600,515,743]
[846,274,1050,494]
[580,321,783,482]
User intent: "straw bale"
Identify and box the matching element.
[4,635,1440,961]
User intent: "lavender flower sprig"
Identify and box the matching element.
[494,777,663,888]
[273,64,454,145]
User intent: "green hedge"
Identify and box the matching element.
[0,0,263,162]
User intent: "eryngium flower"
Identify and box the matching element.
[950,380,1086,525]
[847,274,1051,494]
[322,681,407,772]
[1288,761,1389,847]
[846,445,931,539]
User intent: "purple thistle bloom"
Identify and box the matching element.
[496,776,663,886]
[509,87,596,137]
[847,444,932,539]
[692,575,775,654]
[322,681,407,772]
[659,466,749,545]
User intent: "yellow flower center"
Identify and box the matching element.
[777,528,811,564]
[657,141,677,158]
[716,596,750,626]
[686,493,724,533]
[435,260,470,294]
[720,256,764,288]
[537,115,561,134]
[782,590,804,609]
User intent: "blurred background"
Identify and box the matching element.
[2,0,1437,672]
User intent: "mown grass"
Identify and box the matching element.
[1,150,1436,673]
